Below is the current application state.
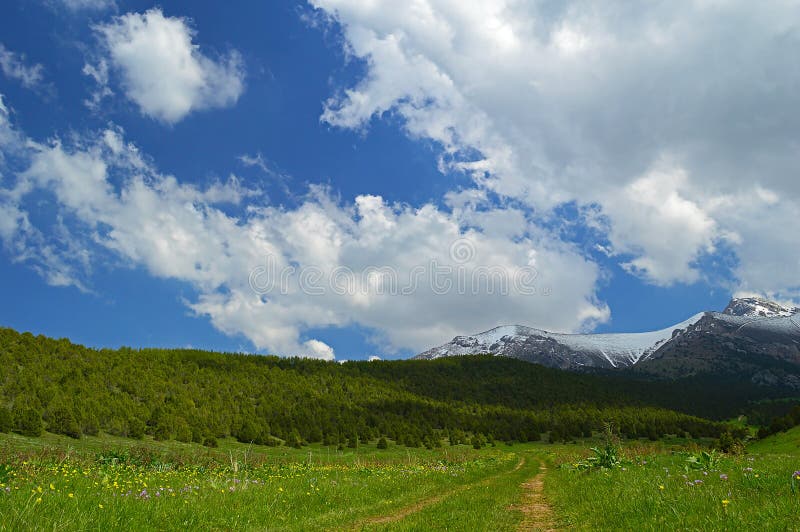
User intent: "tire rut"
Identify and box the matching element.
[514,462,556,531]
[350,456,527,529]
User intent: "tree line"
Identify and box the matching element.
[0,328,733,447]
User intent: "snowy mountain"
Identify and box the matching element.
[415,297,800,376]
[636,299,800,385]
[416,312,705,370]
[722,297,800,318]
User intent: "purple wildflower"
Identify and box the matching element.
[694,479,703,485]
[720,474,728,481]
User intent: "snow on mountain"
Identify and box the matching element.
[415,297,800,371]
[722,297,799,318]
[415,312,705,369]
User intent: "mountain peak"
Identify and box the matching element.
[722,297,799,318]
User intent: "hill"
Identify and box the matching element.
[747,425,800,454]
[0,327,732,446]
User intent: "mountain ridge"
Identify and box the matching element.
[415,297,800,380]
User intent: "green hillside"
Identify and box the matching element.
[748,425,800,454]
[0,327,730,446]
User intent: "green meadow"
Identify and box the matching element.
[1,428,798,530]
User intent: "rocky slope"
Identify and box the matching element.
[416,297,800,385]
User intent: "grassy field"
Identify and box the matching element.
[1,430,798,530]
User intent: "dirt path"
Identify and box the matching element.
[351,456,526,529]
[515,462,556,531]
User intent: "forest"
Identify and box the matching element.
[0,327,768,447]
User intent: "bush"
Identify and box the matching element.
[14,407,43,437]
[0,407,12,433]
[715,431,745,454]
[377,436,388,449]
[47,406,82,439]
[203,436,218,448]
[153,423,172,441]
[286,430,304,449]
[128,418,146,439]
[575,424,624,470]
[81,412,100,436]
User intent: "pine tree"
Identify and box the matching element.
[14,407,43,437]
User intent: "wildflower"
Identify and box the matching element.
[743,467,753,472]
[658,485,665,491]
[68,493,74,498]
[694,479,703,485]
[99,504,104,509]
[720,474,728,480]
[722,499,730,507]
[793,471,800,480]
[35,497,42,504]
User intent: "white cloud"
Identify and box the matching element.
[0,44,45,89]
[310,0,800,293]
[0,107,606,357]
[82,60,113,111]
[94,8,245,123]
[58,0,115,10]
[601,163,717,285]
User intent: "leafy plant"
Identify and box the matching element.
[684,450,720,471]
[576,423,625,470]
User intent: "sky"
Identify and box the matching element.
[0,1,797,360]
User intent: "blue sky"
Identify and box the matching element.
[0,1,796,359]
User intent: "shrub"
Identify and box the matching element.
[684,450,720,471]
[14,407,43,437]
[0,407,12,433]
[575,423,624,471]
[715,431,745,454]
[377,436,388,449]
[46,406,82,439]
[128,418,146,439]
[153,423,172,441]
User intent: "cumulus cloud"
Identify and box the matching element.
[310,0,800,296]
[94,8,245,123]
[0,44,45,89]
[0,102,606,358]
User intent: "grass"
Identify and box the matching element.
[747,425,800,455]
[2,430,800,530]
[0,432,527,530]
[545,440,800,531]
